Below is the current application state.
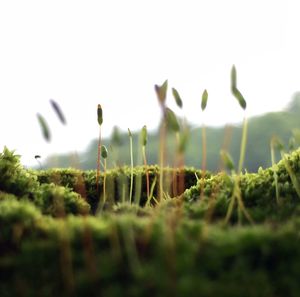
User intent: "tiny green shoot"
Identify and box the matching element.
[128,128,134,203]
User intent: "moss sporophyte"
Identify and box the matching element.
[96,104,103,194]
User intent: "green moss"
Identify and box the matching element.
[0,147,39,198]
[1,206,300,296]
[3,146,300,295]
[36,165,205,212]
[33,183,90,217]
[184,148,300,223]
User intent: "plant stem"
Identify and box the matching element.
[129,130,134,203]
[96,127,102,193]
[159,119,166,201]
[103,158,107,206]
[142,145,150,201]
[172,132,180,196]
[238,116,248,174]
[200,123,207,198]
[270,140,280,205]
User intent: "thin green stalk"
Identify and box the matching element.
[224,174,253,225]
[235,176,254,224]
[224,187,236,224]
[159,120,166,201]
[103,158,107,206]
[96,127,102,193]
[270,139,280,205]
[146,176,157,206]
[155,80,168,201]
[221,151,253,225]
[172,131,180,196]
[142,145,150,201]
[200,123,207,198]
[238,115,248,174]
[128,128,134,203]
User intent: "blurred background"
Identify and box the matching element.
[0,0,300,172]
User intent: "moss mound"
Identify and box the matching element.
[1,147,300,296]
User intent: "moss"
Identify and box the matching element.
[3,147,300,295]
[184,148,300,223]
[33,183,90,217]
[1,207,300,296]
[0,147,39,198]
[36,165,205,212]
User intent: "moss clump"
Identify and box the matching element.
[0,147,39,198]
[33,183,90,217]
[184,148,300,223]
[36,165,207,212]
[3,146,300,295]
[0,148,90,217]
[1,204,300,297]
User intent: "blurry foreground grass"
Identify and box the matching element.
[2,146,300,296]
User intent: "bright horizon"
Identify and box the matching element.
[1,0,300,166]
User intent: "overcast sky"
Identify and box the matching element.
[0,0,299,166]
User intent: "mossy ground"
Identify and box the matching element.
[1,147,300,296]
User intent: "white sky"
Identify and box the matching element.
[0,0,299,166]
